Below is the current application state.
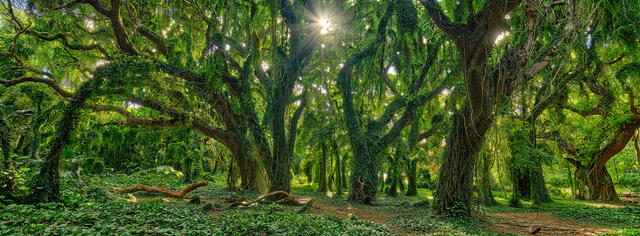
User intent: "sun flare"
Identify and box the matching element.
[318,17,334,35]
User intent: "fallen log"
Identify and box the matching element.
[114,182,208,197]
[229,191,315,208]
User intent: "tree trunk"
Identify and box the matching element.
[387,163,397,197]
[434,107,492,215]
[269,85,292,193]
[0,112,15,196]
[567,166,575,198]
[0,112,11,170]
[479,152,497,206]
[350,146,379,205]
[633,130,640,173]
[335,150,343,195]
[575,164,619,201]
[30,104,42,160]
[31,77,102,203]
[341,154,348,189]
[328,151,335,191]
[530,164,552,204]
[318,143,329,192]
[406,159,418,196]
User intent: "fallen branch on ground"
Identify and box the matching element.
[229,191,315,208]
[113,182,208,197]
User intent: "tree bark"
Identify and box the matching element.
[633,130,640,173]
[574,164,618,201]
[318,143,329,192]
[530,163,552,204]
[434,106,492,214]
[406,159,418,196]
[387,154,398,197]
[334,145,343,195]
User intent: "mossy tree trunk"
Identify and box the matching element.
[318,143,329,192]
[406,159,418,196]
[0,112,11,171]
[387,152,399,197]
[334,143,343,195]
[264,0,316,193]
[0,111,15,196]
[30,77,103,203]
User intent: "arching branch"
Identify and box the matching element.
[0,76,73,98]
[26,30,111,59]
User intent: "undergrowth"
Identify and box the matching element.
[554,206,640,231]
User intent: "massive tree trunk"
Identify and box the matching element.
[434,106,492,214]
[228,137,267,193]
[350,145,380,204]
[587,167,618,201]
[269,84,293,192]
[574,163,618,201]
[31,77,103,203]
[552,132,625,202]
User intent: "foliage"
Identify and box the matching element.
[617,173,640,190]
[388,213,509,235]
[218,204,391,235]
[0,199,219,235]
[554,206,640,229]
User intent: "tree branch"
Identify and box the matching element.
[419,0,463,38]
[0,76,73,98]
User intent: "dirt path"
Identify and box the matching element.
[487,211,612,235]
[308,203,416,235]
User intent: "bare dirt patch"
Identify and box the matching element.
[309,203,416,235]
[487,211,612,235]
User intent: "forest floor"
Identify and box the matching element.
[487,211,611,235]
[2,173,639,235]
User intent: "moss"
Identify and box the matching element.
[395,0,418,32]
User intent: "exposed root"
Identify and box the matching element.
[113,182,208,197]
[229,191,315,208]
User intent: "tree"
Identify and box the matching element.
[0,0,327,198]
[421,0,557,215]
[335,0,447,205]
[548,61,640,201]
